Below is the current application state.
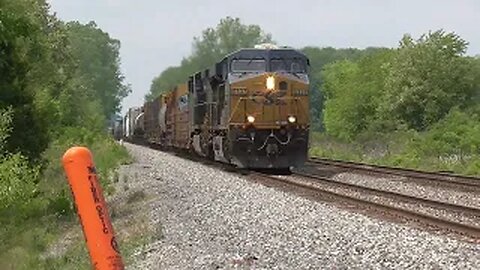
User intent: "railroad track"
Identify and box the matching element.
[308,157,480,189]
[133,142,480,239]
[250,171,480,239]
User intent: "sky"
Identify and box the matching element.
[47,0,480,113]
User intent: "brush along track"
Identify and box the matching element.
[308,157,480,190]
[250,171,480,239]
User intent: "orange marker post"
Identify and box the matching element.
[62,147,125,270]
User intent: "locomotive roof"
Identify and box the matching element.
[225,48,308,61]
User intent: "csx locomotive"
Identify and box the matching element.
[124,44,310,169]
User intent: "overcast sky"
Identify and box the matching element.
[47,0,480,113]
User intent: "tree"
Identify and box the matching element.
[65,21,131,121]
[0,2,132,261]
[381,30,476,131]
[419,109,480,160]
[0,1,130,159]
[322,60,360,140]
[0,108,13,156]
[470,56,480,106]
[146,66,185,101]
[0,0,59,160]
[321,49,394,140]
[148,17,273,99]
[191,17,273,64]
[302,46,385,131]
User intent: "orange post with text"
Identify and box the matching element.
[62,147,125,270]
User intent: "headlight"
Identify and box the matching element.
[247,115,255,123]
[266,76,275,90]
[288,115,296,123]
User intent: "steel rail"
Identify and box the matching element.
[295,171,480,216]
[251,172,480,239]
[308,157,480,189]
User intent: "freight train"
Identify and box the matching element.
[123,44,311,169]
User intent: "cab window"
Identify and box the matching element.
[231,59,266,73]
[270,58,306,73]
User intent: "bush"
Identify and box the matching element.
[418,109,480,160]
[1,107,39,211]
[310,114,480,176]
[0,107,13,154]
[0,153,39,210]
[0,127,131,269]
[39,127,132,214]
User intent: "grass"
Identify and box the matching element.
[309,132,480,176]
[0,134,137,269]
[40,191,155,270]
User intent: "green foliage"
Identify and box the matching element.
[322,60,360,140]
[0,107,39,210]
[192,17,273,62]
[0,1,132,268]
[416,108,480,160]
[0,107,13,154]
[1,2,130,159]
[470,56,480,104]
[322,49,395,140]
[302,47,385,131]
[322,30,479,140]
[0,0,58,160]
[39,128,132,210]
[147,17,273,99]
[310,127,480,176]
[65,21,131,120]
[0,153,39,210]
[0,132,131,269]
[317,30,480,176]
[381,30,476,131]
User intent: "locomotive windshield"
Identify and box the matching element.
[231,58,266,73]
[270,58,307,73]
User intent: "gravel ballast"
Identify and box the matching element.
[121,143,480,269]
[279,174,480,228]
[331,171,480,208]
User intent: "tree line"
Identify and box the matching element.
[323,31,479,139]
[1,0,129,207]
[319,31,480,174]
[1,2,130,266]
[1,2,129,162]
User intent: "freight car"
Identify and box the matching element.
[127,44,310,169]
[123,106,144,141]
